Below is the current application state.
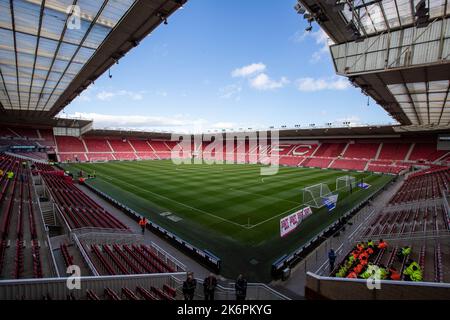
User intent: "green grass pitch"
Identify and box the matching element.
[62,160,393,281]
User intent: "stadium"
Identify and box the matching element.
[0,0,449,302]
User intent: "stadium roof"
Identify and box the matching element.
[298,0,450,43]
[0,0,185,119]
[0,116,92,128]
[298,0,450,127]
[80,124,449,140]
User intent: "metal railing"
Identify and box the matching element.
[71,233,99,277]
[0,272,289,300]
[149,242,186,272]
[0,273,184,300]
[171,274,290,300]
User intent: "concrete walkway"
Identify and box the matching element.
[76,184,212,280]
[271,176,405,297]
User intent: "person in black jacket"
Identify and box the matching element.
[182,272,197,300]
[203,273,218,301]
[235,274,247,301]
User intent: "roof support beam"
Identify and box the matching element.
[48,0,186,118]
[39,0,111,112]
[0,68,13,110]
[9,0,22,110]
[32,0,79,113]
[400,72,421,125]
[437,81,450,125]
[23,0,117,28]
[0,26,98,51]
[26,0,46,111]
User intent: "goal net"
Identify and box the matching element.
[336,175,356,191]
[302,183,333,208]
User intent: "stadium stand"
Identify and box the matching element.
[343,142,379,159]
[84,138,112,153]
[409,142,447,162]
[313,143,347,157]
[330,239,447,283]
[302,157,334,168]
[86,243,176,276]
[321,163,449,292]
[0,154,51,279]
[55,136,87,153]
[40,172,129,231]
[108,139,135,153]
[389,167,449,205]
[362,205,449,238]
[379,143,411,161]
[330,158,367,171]
[38,130,56,146]
[52,135,448,175]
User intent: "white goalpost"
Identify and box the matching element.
[302,183,333,208]
[336,175,356,191]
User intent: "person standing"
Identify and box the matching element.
[182,272,197,300]
[328,248,337,273]
[203,273,217,301]
[235,274,247,301]
[7,171,14,180]
[138,217,147,235]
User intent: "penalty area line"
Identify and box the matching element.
[97,173,249,230]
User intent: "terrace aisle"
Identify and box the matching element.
[271,176,406,297]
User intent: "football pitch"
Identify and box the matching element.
[62,160,393,281]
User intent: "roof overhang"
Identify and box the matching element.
[0,0,186,119]
[298,1,450,127]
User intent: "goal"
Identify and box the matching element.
[336,175,356,191]
[302,183,333,208]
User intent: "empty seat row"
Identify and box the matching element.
[87,243,175,276]
[86,285,175,301]
[40,172,128,231]
[389,168,449,205]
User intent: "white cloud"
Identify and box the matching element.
[68,112,206,129]
[211,122,235,129]
[292,29,332,63]
[96,90,144,101]
[296,77,350,92]
[229,63,288,92]
[156,90,168,97]
[250,73,289,91]
[331,116,361,126]
[231,63,266,78]
[219,84,242,100]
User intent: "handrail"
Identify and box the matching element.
[149,241,186,272]
[71,233,99,277]
[31,169,60,278]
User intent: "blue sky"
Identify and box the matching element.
[63,0,395,132]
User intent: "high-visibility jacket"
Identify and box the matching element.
[347,272,357,279]
[7,171,14,179]
[404,261,422,282]
[390,270,401,281]
[139,219,147,226]
[410,270,423,282]
[336,267,348,278]
[404,262,421,275]
[359,252,369,261]
[401,247,411,256]
[378,241,388,249]
[367,241,374,247]
[353,264,364,274]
